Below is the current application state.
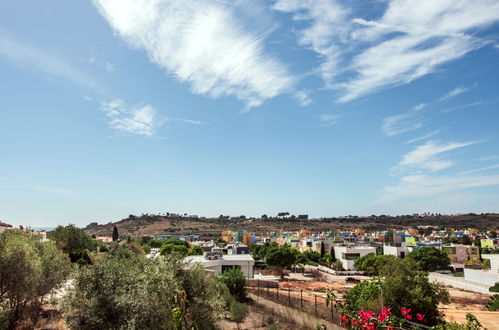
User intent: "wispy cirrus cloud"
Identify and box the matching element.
[406,130,441,144]
[292,90,312,106]
[460,163,499,175]
[30,184,76,197]
[375,173,499,203]
[438,83,477,102]
[318,113,342,127]
[0,26,107,95]
[382,106,425,137]
[441,101,488,113]
[394,140,477,173]
[100,99,206,136]
[93,0,295,109]
[101,99,163,137]
[275,0,499,102]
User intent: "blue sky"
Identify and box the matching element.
[1,0,499,227]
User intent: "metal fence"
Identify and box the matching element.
[247,281,338,323]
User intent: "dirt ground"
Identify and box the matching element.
[439,287,498,330]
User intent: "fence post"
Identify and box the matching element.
[300,290,303,311]
[314,295,318,317]
[288,288,291,305]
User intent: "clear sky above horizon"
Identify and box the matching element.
[1,0,499,227]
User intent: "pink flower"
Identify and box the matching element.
[406,314,413,320]
[359,310,375,320]
[416,313,425,321]
[340,315,348,322]
[382,307,391,315]
[377,312,389,322]
[400,307,411,316]
[365,323,375,330]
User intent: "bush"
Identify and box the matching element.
[489,282,499,292]
[0,230,71,328]
[407,247,451,271]
[218,268,247,302]
[188,245,204,256]
[48,224,96,263]
[486,295,499,311]
[63,254,225,329]
[343,258,449,326]
[230,300,249,325]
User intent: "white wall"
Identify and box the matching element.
[383,245,408,258]
[464,268,499,287]
[429,272,493,295]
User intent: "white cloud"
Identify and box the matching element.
[394,140,476,172]
[275,0,499,102]
[30,184,76,197]
[101,99,162,137]
[381,103,428,137]
[438,84,477,102]
[105,62,115,72]
[273,0,350,86]
[382,111,423,137]
[406,130,440,144]
[0,27,106,95]
[168,117,207,126]
[460,163,499,175]
[375,173,499,203]
[318,113,342,126]
[478,155,499,161]
[441,101,487,113]
[93,0,295,108]
[292,90,312,106]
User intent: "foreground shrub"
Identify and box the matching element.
[218,268,247,302]
[63,254,225,329]
[0,230,71,328]
[343,258,449,326]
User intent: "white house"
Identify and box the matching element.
[334,246,377,271]
[184,251,254,278]
[0,221,13,233]
[383,244,408,258]
[463,254,499,288]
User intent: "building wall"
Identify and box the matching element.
[334,246,377,271]
[429,272,493,295]
[383,245,408,258]
[464,268,499,287]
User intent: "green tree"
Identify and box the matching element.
[303,250,321,263]
[408,247,451,271]
[354,254,397,276]
[112,225,119,241]
[344,258,449,326]
[218,268,247,302]
[265,244,296,279]
[0,230,71,328]
[63,255,225,330]
[160,243,188,256]
[47,224,96,263]
[320,242,325,257]
[188,245,204,256]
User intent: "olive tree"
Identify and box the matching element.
[0,230,71,328]
[63,254,225,329]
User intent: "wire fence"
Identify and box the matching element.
[247,280,339,324]
[247,279,431,330]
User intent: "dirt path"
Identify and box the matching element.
[441,309,499,330]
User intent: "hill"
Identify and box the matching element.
[83,213,499,238]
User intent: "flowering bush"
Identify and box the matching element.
[340,307,427,329]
